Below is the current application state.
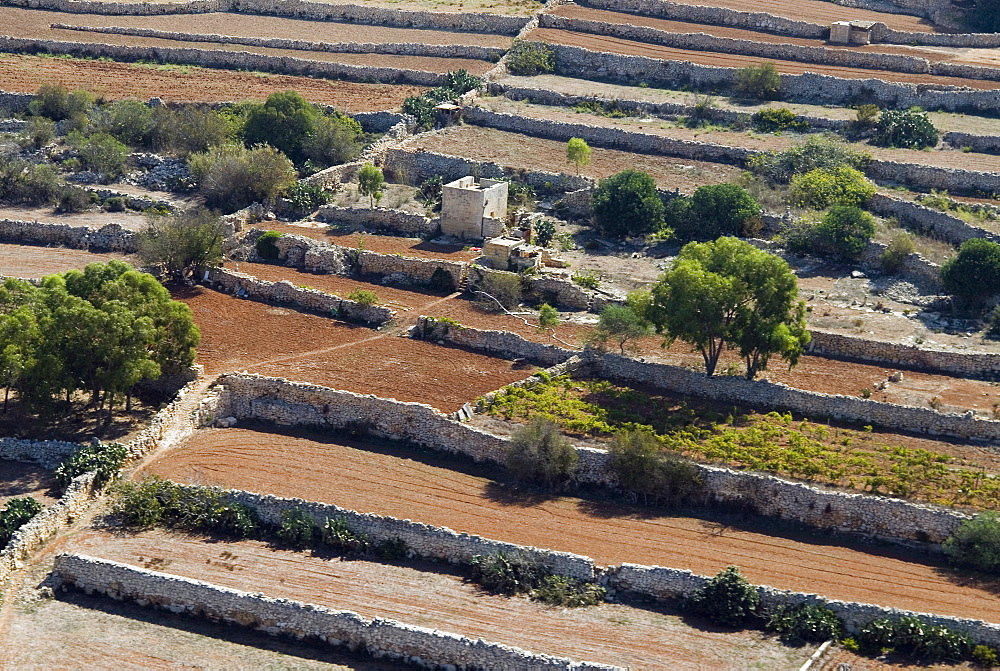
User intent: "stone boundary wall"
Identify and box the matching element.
[549,44,1000,114]
[609,563,1000,647]
[50,23,505,61]
[0,438,80,471]
[207,371,969,544]
[416,315,577,366]
[316,205,438,236]
[0,219,137,252]
[858,237,943,293]
[944,131,1000,155]
[0,37,444,87]
[53,554,612,669]
[867,193,1000,246]
[867,160,1000,199]
[0,91,32,114]
[539,14,1000,82]
[465,265,595,310]
[573,0,1000,47]
[350,111,410,135]
[203,266,394,325]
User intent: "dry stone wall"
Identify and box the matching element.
[0,438,81,471]
[316,205,438,236]
[54,554,611,669]
[944,131,1000,155]
[0,219,137,252]
[0,92,32,114]
[416,315,577,366]
[868,193,1000,246]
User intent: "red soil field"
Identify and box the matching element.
[527,27,1000,90]
[552,6,982,64]
[0,244,132,278]
[174,286,536,411]
[0,54,424,109]
[55,526,814,669]
[144,425,1000,624]
[248,223,479,262]
[407,125,744,190]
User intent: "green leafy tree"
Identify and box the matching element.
[871,108,939,149]
[940,238,1000,309]
[566,137,591,175]
[815,206,876,261]
[789,166,876,209]
[591,169,664,238]
[138,207,228,278]
[188,144,297,213]
[944,513,1000,573]
[733,62,782,100]
[505,417,578,489]
[688,566,760,627]
[590,302,651,354]
[537,303,559,331]
[243,91,320,165]
[749,134,872,184]
[673,183,762,241]
[301,112,364,170]
[357,162,385,207]
[0,304,39,412]
[649,237,810,379]
[505,40,556,76]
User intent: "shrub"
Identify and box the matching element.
[968,0,1000,31]
[418,175,443,211]
[880,229,915,273]
[28,84,95,123]
[814,206,876,261]
[73,132,129,179]
[591,169,664,237]
[506,180,536,210]
[444,69,483,94]
[940,238,1000,308]
[428,266,456,293]
[749,135,872,185]
[590,303,652,355]
[300,112,364,170]
[21,116,55,149]
[751,108,807,132]
[320,516,371,555]
[92,99,154,147]
[530,575,607,607]
[104,196,126,212]
[277,508,317,549]
[469,552,546,595]
[672,183,762,241]
[474,271,523,311]
[871,108,938,150]
[505,40,556,76]
[150,105,232,157]
[943,512,1000,573]
[788,166,876,209]
[139,207,227,276]
[54,441,128,490]
[688,566,760,627]
[0,497,43,548]
[54,186,93,214]
[347,288,379,306]
[572,271,600,289]
[859,616,973,662]
[766,603,843,643]
[534,219,556,247]
[537,303,559,330]
[608,429,702,505]
[974,645,1000,667]
[286,182,332,217]
[505,416,578,488]
[734,62,782,100]
[111,477,259,537]
[189,143,297,213]
[243,91,318,165]
[255,230,284,260]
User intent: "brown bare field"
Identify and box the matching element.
[407,125,744,190]
[551,6,980,64]
[528,27,1000,90]
[306,0,541,15]
[143,425,1000,624]
[0,459,58,509]
[174,287,536,411]
[0,54,424,109]
[53,526,815,669]
[249,223,479,261]
[0,205,149,232]
[0,244,132,278]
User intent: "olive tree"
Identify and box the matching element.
[357,162,385,208]
[566,137,591,175]
[940,238,1000,309]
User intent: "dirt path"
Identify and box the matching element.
[143,425,1000,625]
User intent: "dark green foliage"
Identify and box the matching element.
[418,175,444,211]
[534,219,556,247]
[871,108,938,149]
[402,71,481,130]
[858,616,973,662]
[138,207,228,277]
[0,497,43,548]
[28,84,95,123]
[320,516,371,554]
[591,169,664,237]
[506,181,536,210]
[505,40,556,76]
[815,206,876,261]
[188,143,298,213]
[968,0,1000,31]
[112,477,259,537]
[55,441,128,490]
[104,196,126,212]
[940,239,1000,307]
[256,230,284,260]
[749,135,872,184]
[55,186,93,214]
[474,271,523,311]
[0,161,63,206]
[277,508,318,549]
[530,575,607,607]
[670,183,762,242]
[22,117,55,149]
[300,112,364,171]
[987,306,1000,340]
[766,603,843,643]
[590,303,652,355]
[505,417,578,488]
[751,108,808,132]
[733,62,782,100]
[469,552,547,595]
[92,99,154,147]
[374,537,409,560]
[608,429,703,505]
[72,132,129,180]
[943,512,1000,573]
[687,565,760,627]
[243,91,317,166]
[286,182,332,217]
[444,69,483,95]
[150,105,232,157]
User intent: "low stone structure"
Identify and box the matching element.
[315,205,438,237]
[440,176,508,240]
[0,219,138,253]
[867,193,1000,247]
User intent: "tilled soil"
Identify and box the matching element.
[0,53,425,109]
[0,244,132,278]
[174,286,537,410]
[528,28,1000,90]
[0,205,150,231]
[247,223,479,261]
[53,526,816,669]
[143,425,1000,624]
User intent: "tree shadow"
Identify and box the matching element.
[481,480,560,507]
[931,564,1000,597]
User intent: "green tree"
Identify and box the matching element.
[944,513,1000,573]
[243,90,320,166]
[538,303,559,331]
[871,108,938,150]
[188,144,297,213]
[591,169,664,238]
[749,134,872,184]
[815,206,876,261]
[357,162,385,208]
[505,40,556,76]
[734,62,782,100]
[688,565,760,627]
[73,132,129,180]
[0,303,39,412]
[940,238,1000,309]
[505,417,578,489]
[138,207,228,278]
[789,165,876,209]
[673,183,762,241]
[590,302,651,355]
[566,137,591,175]
[301,112,364,170]
[649,237,810,378]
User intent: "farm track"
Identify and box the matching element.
[0,53,425,107]
[528,27,1000,90]
[142,424,1000,625]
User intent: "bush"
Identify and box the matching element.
[672,183,762,241]
[530,575,606,607]
[418,175,443,211]
[21,116,55,149]
[73,132,129,179]
[505,417,578,488]
[749,134,872,185]
[968,0,1000,31]
[347,288,379,306]
[139,207,227,276]
[943,512,1000,573]
[92,99,154,147]
[940,238,1000,308]
[538,303,559,330]
[0,161,61,206]
[277,508,317,549]
[300,112,364,170]
[0,497,43,548]
[814,206,876,261]
[751,108,807,132]
[320,516,371,554]
[687,566,760,627]
[506,180,536,210]
[608,429,702,505]
[880,229,915,273]
[474,271,523,311]
[469,552,546,595]
[54,186,93,214]
[286,182,332,217]
[150,105,232,157]
[534,219,556,247]
[54,441,128,490]
[506,40,556,76]
[734,62,782,100]
[788,166,876,209]
[871,108,938,150]
[428,266,456,293]
[974,645,999,667]
[104,196,126,212]
[357,162,385,207]
[243,91,319,166]
[255,230,284,260]
[444,69,483,95]
[28,84,95,123]
[766,603,843,643]
[859,616,973,662]
[591,169,664,237]
[189,144,297,213]
[111,477,259,537]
